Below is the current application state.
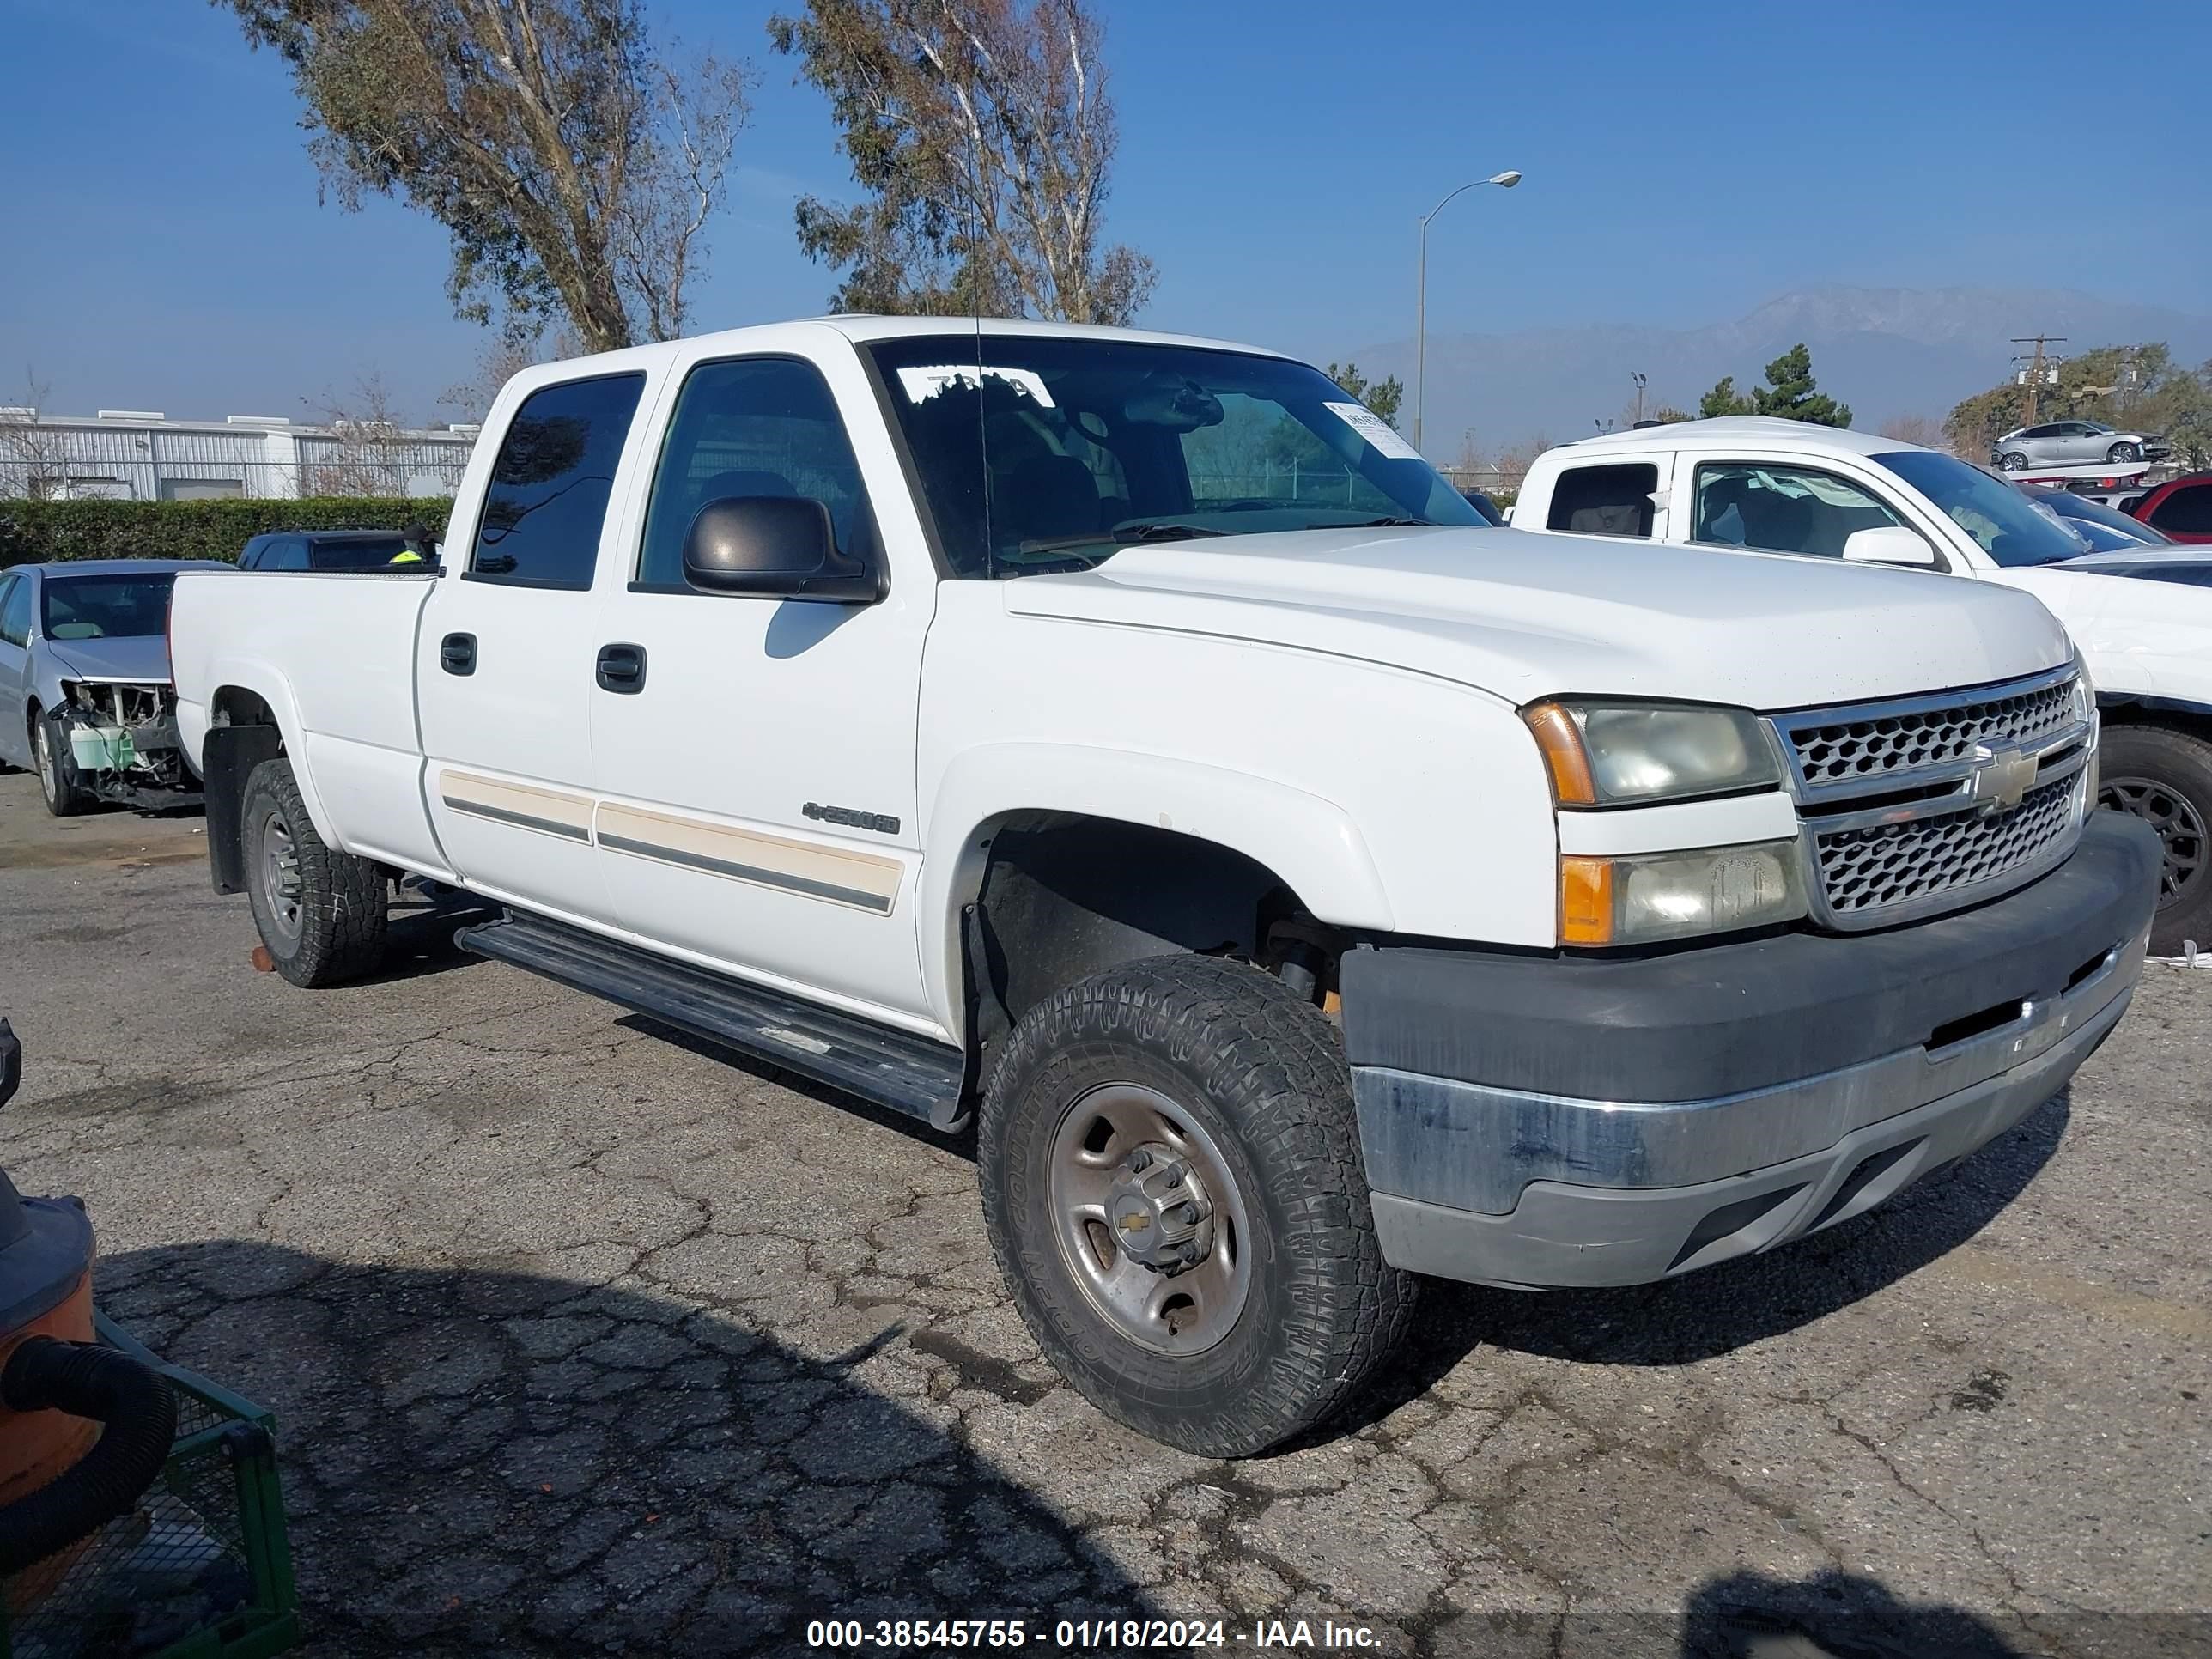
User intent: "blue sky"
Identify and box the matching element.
[2,0,2205,422]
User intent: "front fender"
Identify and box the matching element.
[917,742,1395,1036]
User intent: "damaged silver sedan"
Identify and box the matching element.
[0,559,233,816]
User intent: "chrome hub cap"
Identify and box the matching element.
[2100,776,2206,901]
[1047,1083,1251,1356]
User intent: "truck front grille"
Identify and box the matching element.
[1812,774,2081,921]
[1778,676,2076,791]
[1770,666,2094,931]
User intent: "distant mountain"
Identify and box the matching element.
[1356,284,2212,454]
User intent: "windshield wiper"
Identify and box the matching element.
[1015,521,1230,557]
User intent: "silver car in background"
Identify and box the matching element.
[0,558,231,815]
[1994,419,2170,471]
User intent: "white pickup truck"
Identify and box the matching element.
[169,320,2160,1455]
[1514,417,2212,952]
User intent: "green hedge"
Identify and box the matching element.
[0,496,453,565]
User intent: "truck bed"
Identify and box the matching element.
[169,567,447,872]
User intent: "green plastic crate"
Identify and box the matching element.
[1,1314,301,1659]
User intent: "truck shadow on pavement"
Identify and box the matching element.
[97,1239,1147,1659]
[1303,1091,2067,1440]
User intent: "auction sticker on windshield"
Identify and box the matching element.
[1325,401,1423,461]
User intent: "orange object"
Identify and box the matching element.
[1,1264,99,1614]
[1522,702,1597,806]
[1559,856,1615,945]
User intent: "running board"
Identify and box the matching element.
[455,913,969,1129]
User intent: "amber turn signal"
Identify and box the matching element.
[1559,855,1615,945]
[1522,702,1596,807]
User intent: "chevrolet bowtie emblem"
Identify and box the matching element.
[1970,744,2037,813]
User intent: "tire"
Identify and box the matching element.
[2098,725,2212,957]
[978,954,1416,1457]
[32,708,94,818]
[239,757,389,987]
[2000,452,2030,472]
[2106,441,2141,465]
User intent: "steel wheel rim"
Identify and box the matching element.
[1046,1082,1253,1357]
[260,813,306,945]
[2101,775,2207,900]
[33,721,58,804]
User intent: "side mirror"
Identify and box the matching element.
[682,496,884,604]
[1841,526,1940,568]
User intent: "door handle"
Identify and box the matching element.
[596,642,647,694]
[440,632,477,676]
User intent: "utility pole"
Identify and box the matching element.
[1631,371,1646,424]
[2011,335,2066,425]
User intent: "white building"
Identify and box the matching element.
[0,408,481,501]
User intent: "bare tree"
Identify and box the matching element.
[0,373,70,501]
[216,1,753,351]
[1877,413,1952,453]
[769,0,1155,323]
[304,373,416,496]
[438,329,582,422]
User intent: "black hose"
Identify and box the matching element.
[0,1336,178,1577]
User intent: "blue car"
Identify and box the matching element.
[0,558,232,815]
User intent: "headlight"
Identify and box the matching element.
[1560,841,1807,945]
[2069,649,2094,726]
[2072,649,2099,807]
[1522,699,1782,807]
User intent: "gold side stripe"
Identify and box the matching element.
[597,802,902,915]
[438,769,596,833]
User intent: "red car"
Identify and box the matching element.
[2128,473,2212,543]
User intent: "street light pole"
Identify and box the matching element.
[1414,169,1521,456]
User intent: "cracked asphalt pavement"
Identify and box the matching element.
[2,772,2207,1657]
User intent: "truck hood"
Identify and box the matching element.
[1003,526,2073,710]
[44,635,173,685]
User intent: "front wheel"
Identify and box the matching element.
[240,757,389,987]
[2098,725,2212,956]
[2107,441,2141,465]
[33,709,94,817]
[978,954,1415,1456]
[1999,452,2030,472]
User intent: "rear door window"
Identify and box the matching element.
[1545,463,1656,537]
[470,373,646,589]
[0,576,28,647]
[2148,483,2212,535]
[1692,463,1911,557]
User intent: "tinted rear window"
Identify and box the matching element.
[307,537,408,569]
[470,374,646,589]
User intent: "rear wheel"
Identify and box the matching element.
[2098,725,2212,956]
[33,708,93,818]
[240,757,389,987]
[2107,441,2141,465]
[979,954,1415,1456]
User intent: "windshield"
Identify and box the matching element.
[40,574,176,640]
[863,335,1480,578]
[1872,451,2090,568]
[2033,489,2171,544]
